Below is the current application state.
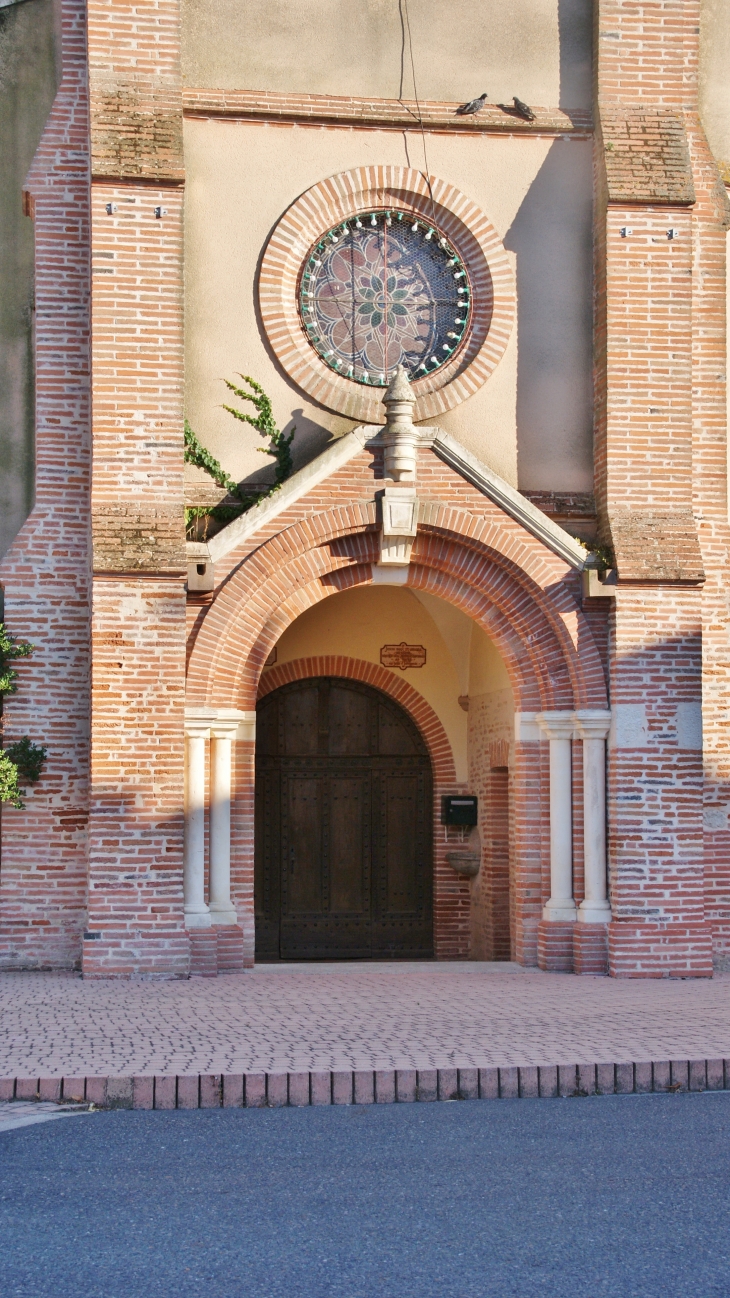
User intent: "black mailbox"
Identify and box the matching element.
[441,795,478,827]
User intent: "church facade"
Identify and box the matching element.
[1,0,729,979]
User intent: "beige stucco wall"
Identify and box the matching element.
[262,583,512,785]
[181,0,592,112]
[700,0,730,179]
[184,120,594,494]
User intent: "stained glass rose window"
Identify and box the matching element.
[298,211,471,387]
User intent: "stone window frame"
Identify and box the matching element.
[258,165,516,424]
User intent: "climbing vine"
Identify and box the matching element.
[185,376,294,540]
[0,623,46,808]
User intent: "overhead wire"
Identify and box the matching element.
[401,0,440,236]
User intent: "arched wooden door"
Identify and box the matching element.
[255,677,434,960]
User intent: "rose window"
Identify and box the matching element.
[298,211,472,387]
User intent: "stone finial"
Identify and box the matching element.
[381,365,418,481]
[383,364,416,408]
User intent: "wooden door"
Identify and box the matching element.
[255,677,433,960]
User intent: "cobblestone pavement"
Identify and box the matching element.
[2,961,730,1079]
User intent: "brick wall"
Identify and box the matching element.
[595,0,725,976]
[83,0,188,977]
[0,0,90,971]
[467,693,513,960]
[2,0,727,981]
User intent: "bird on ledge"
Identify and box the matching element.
[456,92,488,116]
[511,96,536,121]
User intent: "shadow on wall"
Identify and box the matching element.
[0,0,60,559]
[558,0,593,112]
[504,136,594,493]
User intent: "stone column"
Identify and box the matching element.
[575,711,612,924]
[183,721,211,928]
[208,718,239,925]
[536,713,576,922]
[381,364,418,482]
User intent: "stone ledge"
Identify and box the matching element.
[90,77,184,181]
[3,1059,726,1107]
[92,503,186,572]
[600,108,695,205]
[608,510,704,583]
[182,87,592,136]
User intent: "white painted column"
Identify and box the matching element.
[208,718,239,925]
[536,713,577,922]
[574,711,612,924]
[183,721,211,928]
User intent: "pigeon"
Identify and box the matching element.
[456,92,488,116]
[511,95,536,122]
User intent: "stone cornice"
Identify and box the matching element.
[431,432,587,570]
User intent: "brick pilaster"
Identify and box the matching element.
[595,1,715,975]
[84,0,187,976]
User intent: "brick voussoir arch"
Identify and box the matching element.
[410,534,606,709]
[191,539,555,712]
[193,566,577,724]
[187,503,607,711]
[247,559,569,715]
[258,656,458,786]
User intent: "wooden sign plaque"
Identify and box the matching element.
[380,642,427,670]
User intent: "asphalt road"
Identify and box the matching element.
[2,1092,729,1297]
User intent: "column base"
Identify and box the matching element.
[608,921,713,978]
[209,906,238,926]
[542,900,577,923]
[578,901,612,925]
[537,920,574,973]
[184,908,211,928]
[573,922,609,976]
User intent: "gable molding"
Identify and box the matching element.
[189,426,586,573]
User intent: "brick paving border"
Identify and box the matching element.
[2,1059,728,1109]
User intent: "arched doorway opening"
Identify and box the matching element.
[254,676,434,961]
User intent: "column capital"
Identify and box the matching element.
[185,706,216,738]
[574,710,611,741]
[535,711,575,741]
[185,706,256,740]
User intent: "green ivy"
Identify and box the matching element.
[0,623,34,696]
[222,375,294,488]
[184,375,295,539]
[7,736,47,786]
[0,623,47,807]
[0,751,22,809]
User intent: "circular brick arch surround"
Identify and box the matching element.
[259,166,516,424]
